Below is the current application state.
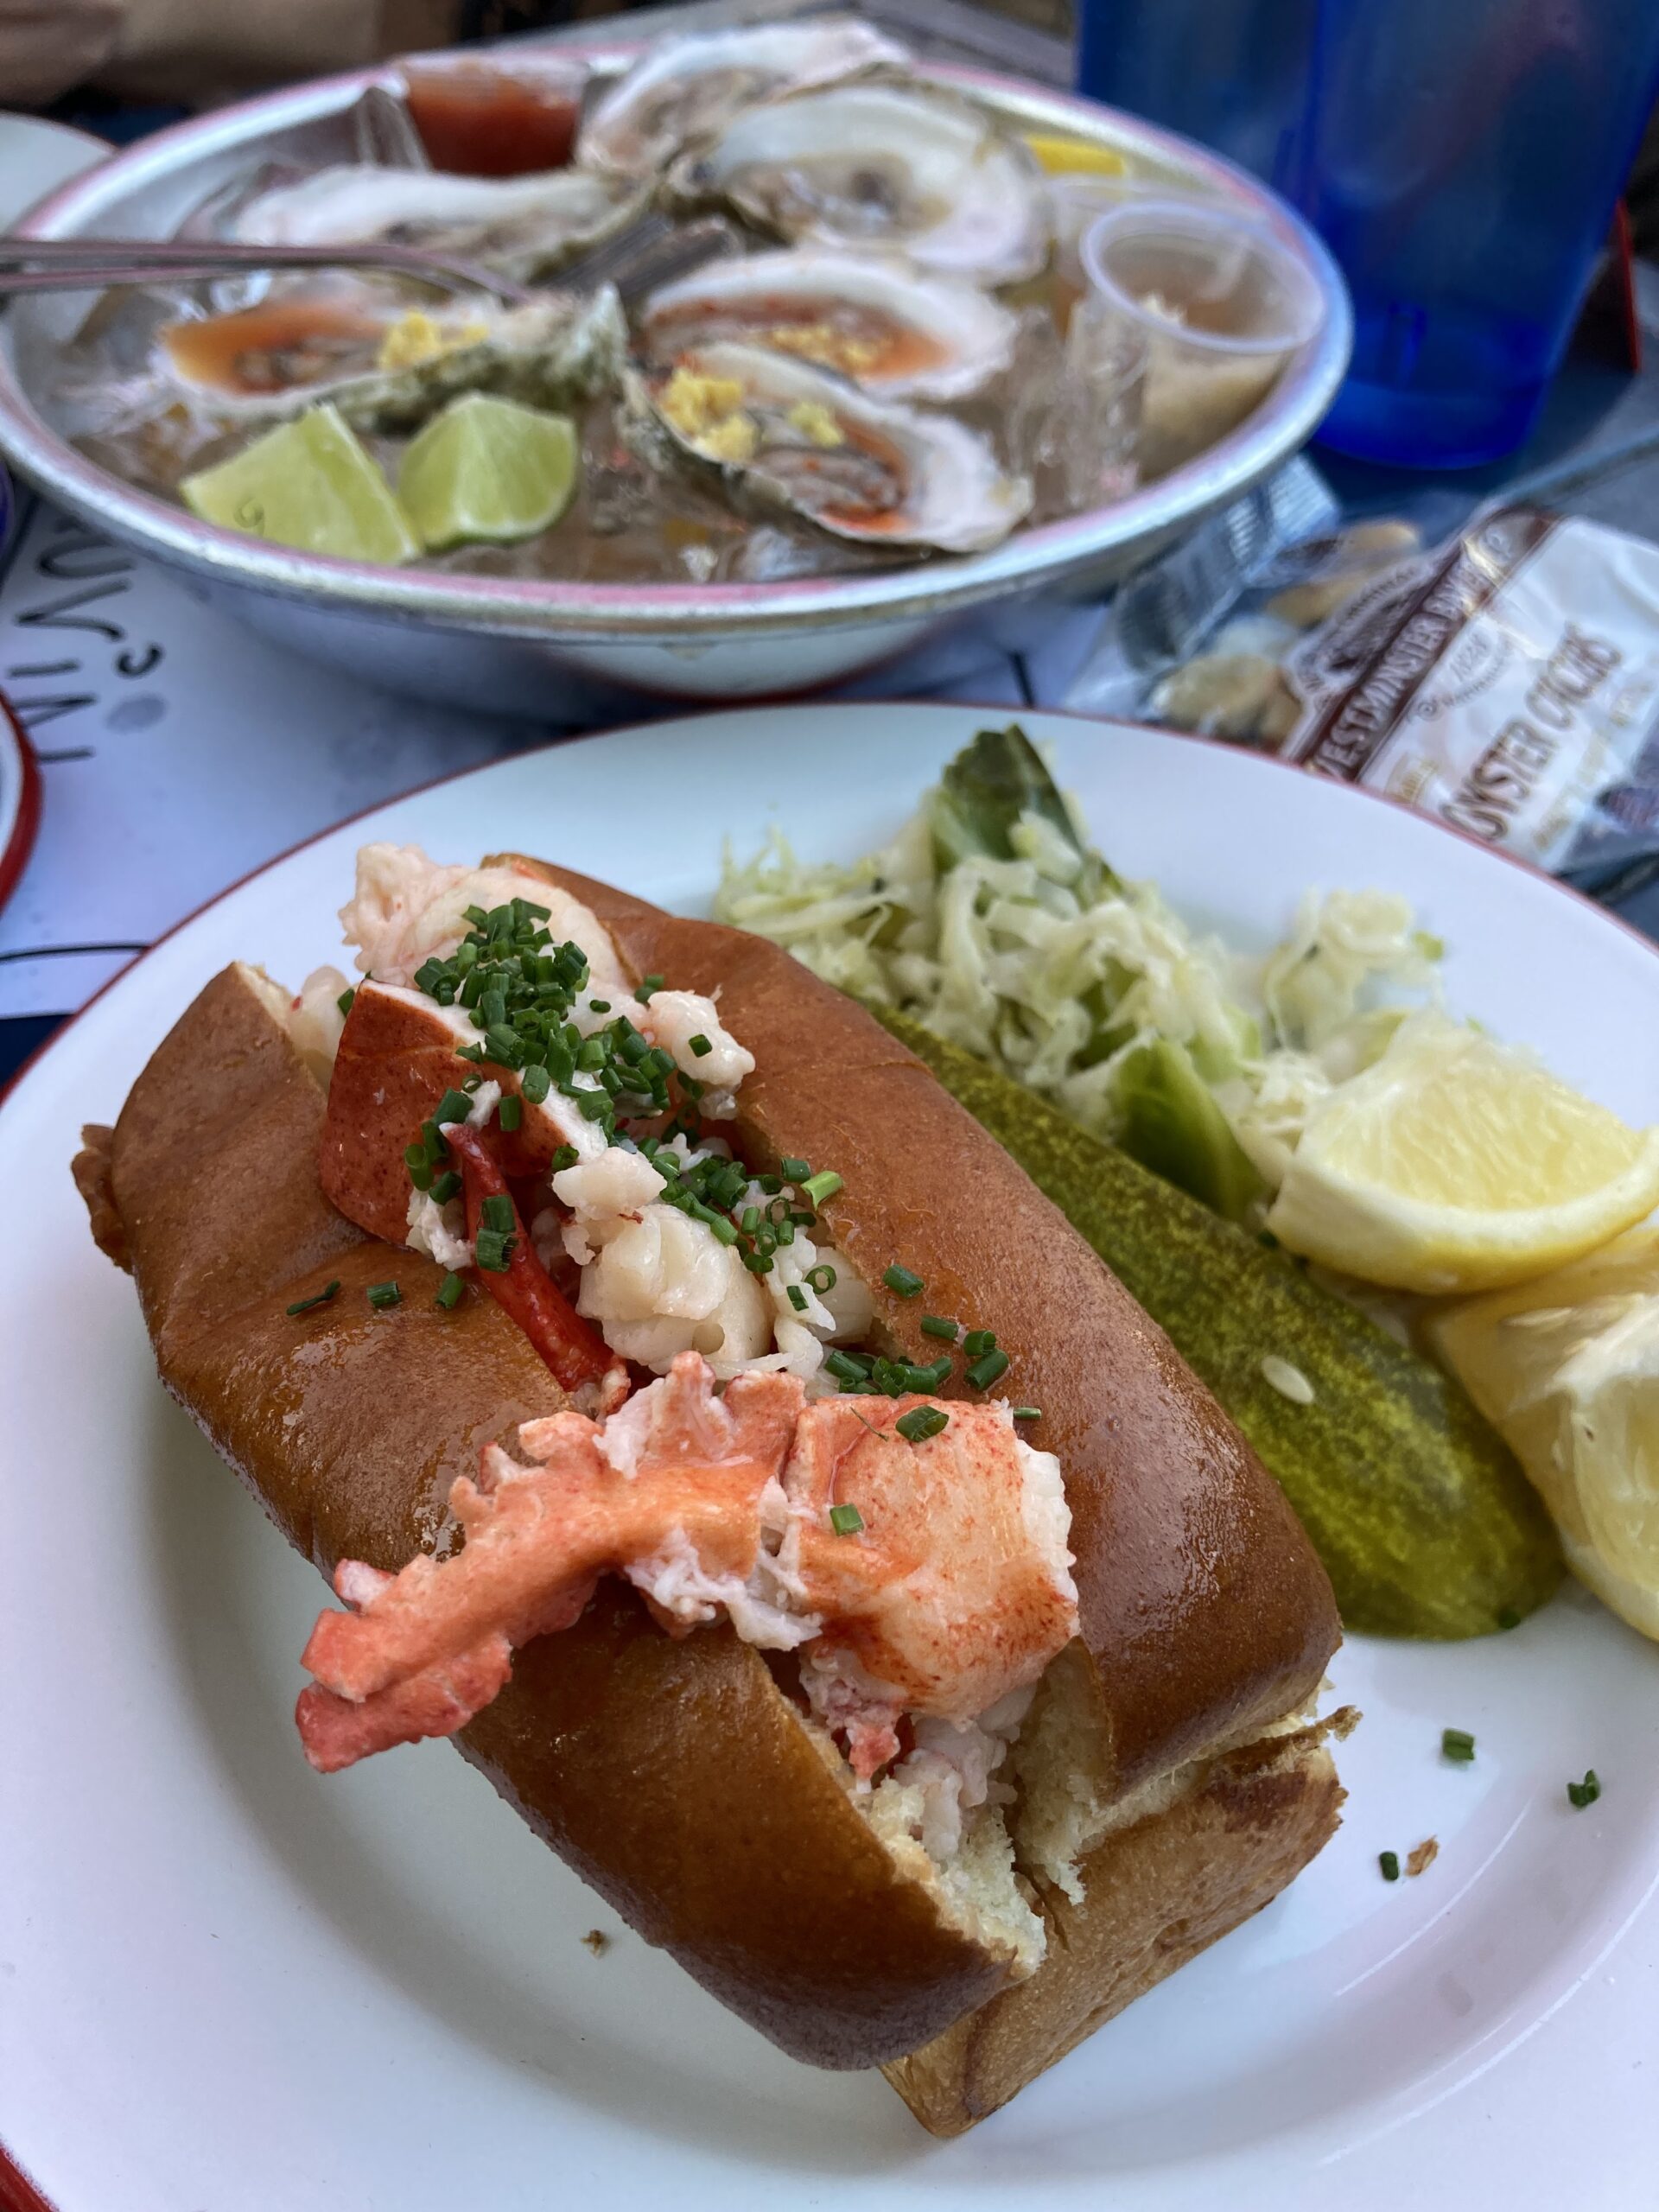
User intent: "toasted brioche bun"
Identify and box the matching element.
[83,862,1341,2105]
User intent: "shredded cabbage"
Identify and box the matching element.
[716,773,1441,1205]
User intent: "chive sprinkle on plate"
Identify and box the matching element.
[1441,1727,1476,1763]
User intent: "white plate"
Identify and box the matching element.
[0,112,107,233]
[3,703,1656,2212]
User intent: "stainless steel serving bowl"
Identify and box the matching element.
[0,48,1351,719]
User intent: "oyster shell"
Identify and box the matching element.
[158,286,627,433]
[233,164,648,283]
[637,246,1018,402]
[637,339,1030,554]
[577,17,909,177]
[667,82,1050,288]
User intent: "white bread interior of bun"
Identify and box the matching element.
[1011,1643,1330,1900]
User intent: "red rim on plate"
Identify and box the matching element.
[0,687,42,920]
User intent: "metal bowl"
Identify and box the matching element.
[0,51,1350,719]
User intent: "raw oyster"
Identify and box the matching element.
[577,17,908,177]
[667,82,1049,287]
[637,340,1030,554]
[637,246,1018,402]
[233,164,648,283]
[158,286,627,433]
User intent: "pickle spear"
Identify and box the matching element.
[878,1007,1562,1639]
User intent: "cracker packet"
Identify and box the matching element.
[1069,479,1659,894]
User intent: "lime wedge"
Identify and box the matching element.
[181,404,418,565]
[398,393,580,552]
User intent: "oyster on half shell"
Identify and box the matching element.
[637,247,1019,403]
[636,339,1031,554]
[577,17,909,177]
[667,82,1050,289]
[158,286,627,433]
[233,164,648,283]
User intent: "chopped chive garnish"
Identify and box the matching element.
[904,1357,953,1393]
[365,1281,402,1311]
[286,1279,340,1317]
[824,1350,871,1386]
[336,987,356,1018]
[430,1170,461,1205]
[758,1173,783,1196]
[1379,1851,1401,1882]
[829,1503,864,1536]
[1567,1770,1600,1808]
[638,974,664,1001]
[404,1141,429,1172]
[780,1156,810,1180]
[920,1314,960,1341]
[786,1284,808,1312]
[689,1033,713,1058]
[499,1094,523,1133]
[435,1089,473,1126]
[474,1228,513,1273]
[480,1193,514,1236]
[1012,1405,1043,1421]
[801,1170,842,1207]
[588,1000,610,1014]
[883,1263,925,1299]
[741,1249,774,1274]
[1441,1728,1476,1763]
[521,1063,551,1105]
[550,1144,579,1173]
[741,1205,762,1236]
[805,1263,837,1294]
[896,1406,949,1444]
[963,1328,997,1358]
[967,1347,1011,1390]
[408,1160,435,1193]
[434,1271,465,1311]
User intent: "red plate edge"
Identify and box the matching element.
[0,688,41,921]
[3,697,1657,2212]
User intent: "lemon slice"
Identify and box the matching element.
[1431,1229,1659,1638]
[1265,1012,1659,1294]
[181,404,417,564]
[398,393,579,553]
[1024,133,1129,176]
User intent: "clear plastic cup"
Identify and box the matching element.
[1077,200,1327,477]
[1047,174,1211,326]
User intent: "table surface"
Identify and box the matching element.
[6,0,1659,1084]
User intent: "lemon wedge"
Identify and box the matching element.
[1024,133,1129,176]
[181,404,417,565]
[1266,1013,1659,1294]
[1431,1228,1659,1638]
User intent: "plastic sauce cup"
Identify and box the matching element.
[1079,200,1327,477]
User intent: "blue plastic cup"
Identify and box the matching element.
[1301,0,1659,467]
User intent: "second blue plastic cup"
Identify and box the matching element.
[1302,0,1659,467]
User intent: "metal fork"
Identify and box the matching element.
[0,237,531,304]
